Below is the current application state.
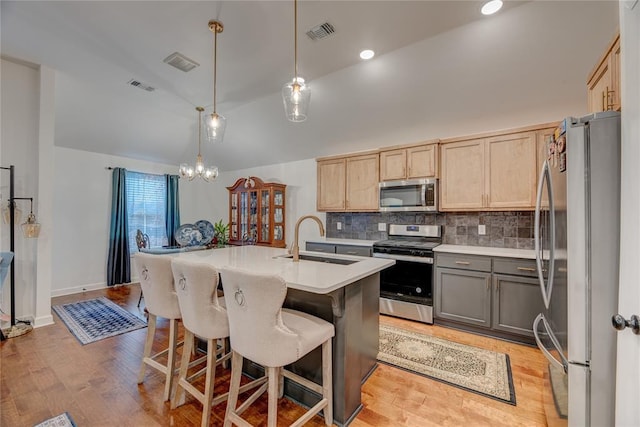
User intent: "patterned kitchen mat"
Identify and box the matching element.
[34,411,77,427]
[378,324,516,405]
[53,297,146,345]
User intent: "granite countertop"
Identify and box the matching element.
[434,244,536,260]
[168,245,394,294]
[305,237,379,247]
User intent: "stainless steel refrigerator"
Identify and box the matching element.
[532,111,620,427]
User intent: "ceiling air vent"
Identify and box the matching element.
[306,22,335,40]
[163,52,199,72]
[127,79,155,92]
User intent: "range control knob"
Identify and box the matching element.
[416,287,423,294]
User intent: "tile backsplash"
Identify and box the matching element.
[325,211,534,249]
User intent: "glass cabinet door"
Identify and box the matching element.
[249,191,258,240]
[240,192,248,240]
[231,193,238,240]
[273,189,284,242]
[261,190,270,242]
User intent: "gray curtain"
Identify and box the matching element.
[165,174,180,247]
[107,168,130,286]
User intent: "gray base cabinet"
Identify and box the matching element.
[306,242,372,257]
[492,274,545,337]
[435,253,544,340]
[435,268,491,328]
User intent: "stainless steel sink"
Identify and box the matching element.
[275,254,359,265]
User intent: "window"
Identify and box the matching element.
[125,171,167,251]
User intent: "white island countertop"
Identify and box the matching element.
[305,237,379,247]
[434,244,536,260]
[168,245,394,294]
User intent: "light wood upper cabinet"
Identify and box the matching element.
[407,144,437,179]
[441,131,538,211]
[317,158,346,211]
[486,132,537,209]
[317,152,379,212]
[380,142,438,181]
[440,139,485,210]
[536,127,556,209]
[379,149,406,181]
[587,33,621,113]
[345,154,379,211]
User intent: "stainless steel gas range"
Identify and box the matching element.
[372,224,441,324]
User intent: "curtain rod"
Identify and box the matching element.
[105,167,180,178]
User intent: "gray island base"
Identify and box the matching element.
[172,245,394,426]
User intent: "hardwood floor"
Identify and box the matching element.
[0,285,547,426]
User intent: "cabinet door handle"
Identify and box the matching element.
[487,280,491,290]
[607,88,615,110]
[496,281,500,291]
[455,261,471,265]
[346,251,358,255]
[602,90,607,111]
[517,267,536,272]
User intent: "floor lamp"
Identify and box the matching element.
[1,165,37,340]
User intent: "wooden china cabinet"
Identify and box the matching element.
[227,177,286,248]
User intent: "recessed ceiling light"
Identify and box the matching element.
[481,0,503,15]
[360,49,375,60]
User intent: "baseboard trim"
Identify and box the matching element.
[51,282,108,297]
[51,281,140,298]
[33,314,54,328]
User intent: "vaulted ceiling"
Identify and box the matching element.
[1,1,619,171]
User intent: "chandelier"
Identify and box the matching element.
[179,106,219,181]
[282,0,310,122]
[205,20,226,142]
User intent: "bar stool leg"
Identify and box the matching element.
[267,366,279,427]
[201,338,217,427]
[163,318,179,401]
[138,313,157,384]
[322,339,333,426]
[224,351,243,427]
[172,329,194,409]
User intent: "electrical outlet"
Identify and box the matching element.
[478,224,486,235]
[378,223,387,232]
[337,222,342,230]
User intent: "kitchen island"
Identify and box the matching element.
[172,245,394,426]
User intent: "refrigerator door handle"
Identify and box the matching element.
[534,160,555,309]
[533,313,568,373]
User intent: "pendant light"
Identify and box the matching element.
[21,209,40,238]
[282,0,310,122]
[205,20,226,143]
[179,107,219,182]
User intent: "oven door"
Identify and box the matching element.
[378,257,433,305]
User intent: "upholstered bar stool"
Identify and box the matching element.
[169,259,233,427]
[133,252,183,401]
[219,267,335,427]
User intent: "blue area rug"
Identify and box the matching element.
[53,297,146,345]
[34,411,77,427]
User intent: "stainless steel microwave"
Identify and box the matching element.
[379,178,438,212]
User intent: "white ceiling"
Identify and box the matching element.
[1,1,619,171]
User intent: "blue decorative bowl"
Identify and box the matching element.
[175,224,204,247]
[195,220,215,245]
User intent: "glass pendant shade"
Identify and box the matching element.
[205,112,226,142]
[2,202,22,225]
[21,212,40,238]
[282,77,310,122]
[179,163,195,180]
